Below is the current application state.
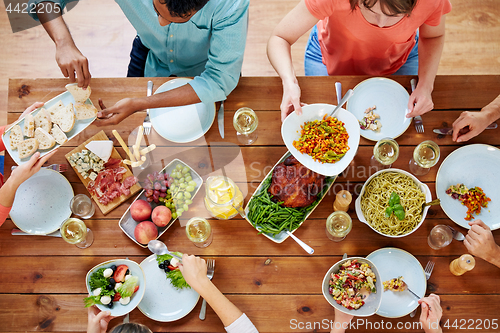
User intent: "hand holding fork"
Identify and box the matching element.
[410,260,435,317]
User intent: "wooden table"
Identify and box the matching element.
[2,76,500,333]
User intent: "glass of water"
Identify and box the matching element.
[70,194,95,219]
[428,224,453,250]
[233,107,258,145]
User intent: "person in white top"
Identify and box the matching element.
[87,254,259,333]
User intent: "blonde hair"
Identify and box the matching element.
[109,323,153,333]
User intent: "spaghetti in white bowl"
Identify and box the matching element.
[355,169,431,238]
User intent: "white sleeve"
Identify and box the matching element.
[224,313,259,333]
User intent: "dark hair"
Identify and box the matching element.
[158,0,209,18]
[349,0,417,16]
[109,323,153,333]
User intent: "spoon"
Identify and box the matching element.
[335,82,342,105]
[286,231,314,255]
[329,89,354,118]
[447,225,465,241]
[148,240,183,262]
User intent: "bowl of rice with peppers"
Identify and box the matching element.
[281,104,360,176]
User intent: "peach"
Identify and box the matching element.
[130,199,152,222]
[134,221,158,245]
[152,206,172,227]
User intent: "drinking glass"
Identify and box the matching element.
[326,211,352,242]
[185,217,213,248]
[409,140,440,176]
[427,224,453,250]
[370,137,399,170]
[70,194,95,219]
[233,107,258,145]
[60,218,94,249]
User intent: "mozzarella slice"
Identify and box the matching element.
[170,257,179,267]
[85,140,113,162]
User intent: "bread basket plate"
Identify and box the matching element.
[281,103,360,176]
[9,168,73,235]
[119,159,203,248]
[150,78,216,143]
[3,91,96,165]
[138,254,199,322]
[244,151,335,243]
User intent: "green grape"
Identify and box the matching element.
[184,191,192,199]
[167,189,171,194]
[170,184,177,191]
[159,197,165,202]
[177,208,184,214]
[185,185,195,192]
[188,180,196,187]
[185,176,192,182]
[171,212,178,219]
[183,204,189,211]
[176,192,184,200]
[179,177,185,183]
[177,211,183,217]
[185,199,193,205]
[182,167,189,174]
[176,164,182,171]
[179,183,186,189]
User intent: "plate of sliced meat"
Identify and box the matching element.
[65,131,142,215]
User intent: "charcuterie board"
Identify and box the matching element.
[65,130,141,215]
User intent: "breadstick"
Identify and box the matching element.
[112,130,136,162]
[133,126,144,161]
[140,144,156,155]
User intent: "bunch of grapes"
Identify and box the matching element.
[164,164,197,218]
[142,171,172,203]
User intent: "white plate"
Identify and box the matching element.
[435,144,500,230]
[355,169,432,238]
[10,168,73,234]
[347,77,411,141]
[150,78,216,143]
[86,259,146,317]
[138,254,200,322]
[367,248,426,318]
[281,104,360,176]
[2,92,96,165]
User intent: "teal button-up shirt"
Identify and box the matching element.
[30,0,249,104]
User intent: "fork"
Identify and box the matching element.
[143,80,153,135]
[11,164,68,172]
[410,260,435,317]
[199,259,215,320]
[410,79,424,133]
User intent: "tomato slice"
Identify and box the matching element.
[113,293,121,302]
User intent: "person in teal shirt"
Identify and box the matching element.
[30,0,249,126]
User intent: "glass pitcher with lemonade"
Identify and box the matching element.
[204,176,244,220]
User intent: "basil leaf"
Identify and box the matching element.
[394,208,405,220]
[385,207,393,218]
[393,204,403,211]
[389,192,400,206]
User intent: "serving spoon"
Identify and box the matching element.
[329,89,354,118]
[421,198,440,213]
[148,240,183,262]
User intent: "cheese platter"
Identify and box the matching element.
[65,130,142,215]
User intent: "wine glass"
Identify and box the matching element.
[233,107,258,145]
[185,217,213,248]
[325,211,352,242]
[60,218,94,249]
[370,137,399,170]
[409,140,440,176]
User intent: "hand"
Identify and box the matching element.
[281,81,302,121]
[177,254,210,292]
[55,42,91,88]
[406,85,434,118]
[87,306,114,333]
[8,150,57,188]
[464,220,500,265]
[95,98,136,126]
[419,294,443,333]
[18,102,44,121]
[452,111,494,142]
[330,308,353,333]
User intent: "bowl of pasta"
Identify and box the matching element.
[355,169,432,238]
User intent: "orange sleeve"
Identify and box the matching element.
[304,0,336,20]
[424,0,452,26]
[0,125,7,152]
[0,204,11,228]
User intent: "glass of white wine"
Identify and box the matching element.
[326,211,352,242]
[233,107,258,145]
[60,218,94,249]
[409,140,440,176]
[370,137,399,170]
[186,217,213,248]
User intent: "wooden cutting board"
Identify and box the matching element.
[65,130,142,215]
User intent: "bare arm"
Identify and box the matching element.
[406,18,446,117]
[267,0,318,121]
[37,1,91,88]
[94,84,201,126]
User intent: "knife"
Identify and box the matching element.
[218,101,224,139]
[433,123,498,135]
[11,228,62,237]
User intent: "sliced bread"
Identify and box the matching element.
[46,100,65,119]
[34,108,52,133]
[52,103,75,132]
[75,102,98,120]
[23,114,35,138]
[50,124,68,145]
[66,84,91,103]
[9,125,23,150]
[18,138,39,159]
[35,127,56,150]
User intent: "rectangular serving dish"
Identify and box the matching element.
[65,130,142,215]
[3,90,97,165]
[119,158,203,248]
[244,151,336,243]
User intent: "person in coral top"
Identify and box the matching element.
[267,0,452,121]
[0,102,56,226]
